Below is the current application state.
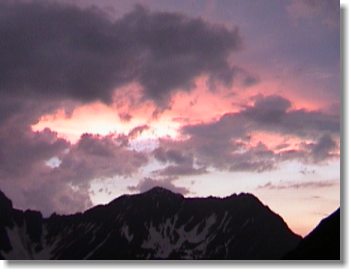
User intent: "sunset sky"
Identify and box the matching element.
[0,0,340,236]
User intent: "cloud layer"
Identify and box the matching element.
[257,180,338,190]
[155,95,339,173]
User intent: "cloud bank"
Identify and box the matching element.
[0,1,243,107]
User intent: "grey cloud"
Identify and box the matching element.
[242,73,260,87]
[164,95,339,172]
[0,130,148,215]
[242,95,339,137]
[287,0,326,19]
[243,95,292,123]
[0,127,69,180]
[128,125,149,139]
[153,147,194,165]
[56,134,148,186]
[257,180,338,190]
[229,143,276,172]
[299,168,316,175]
[311,196,321,199]
[185,94,339,140]
[112,124,150,148]
[0,1,243,108]
[152,146,208,177]
[280,110,339,137]
[305,134,338,162]
[128,177,190,195]
[0,125,80,215]
[286,0,339,28]
[119,112,133,122]
[155,165,207,176]
[21,179,93,216]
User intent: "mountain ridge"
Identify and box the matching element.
[1,187,302,260]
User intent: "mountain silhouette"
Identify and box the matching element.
[0,187,301,260]
[284,208,340,260]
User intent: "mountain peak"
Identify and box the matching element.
[141,186,184,198]
[0,190,13,210]
[225,192,261,203]
[0,190,14,226]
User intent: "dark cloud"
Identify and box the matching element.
[127,177,190,195]
[0,1,121,103]
[257,180,338,190]
[122,5,243,105]
[0,95,75,130]
[0,1,243,108]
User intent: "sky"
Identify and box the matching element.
[0,0,340,236]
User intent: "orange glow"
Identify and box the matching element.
[32,102,130,143]
[31,77,242,143]
[32,76,329,146]
[32,100,181,143]
[168,76,242,124]
[255,181,340,237]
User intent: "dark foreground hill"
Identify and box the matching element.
[0,187,301,260]
[284,208,340,260]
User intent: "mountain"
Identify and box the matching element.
[0,187,301,260]
[284,208,340,260]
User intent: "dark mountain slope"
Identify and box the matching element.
[284,208,340,260]
[0,187,301,260]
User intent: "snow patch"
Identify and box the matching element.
[121,224,134,242]
[141,214,218,259]
[1,224,53,259]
